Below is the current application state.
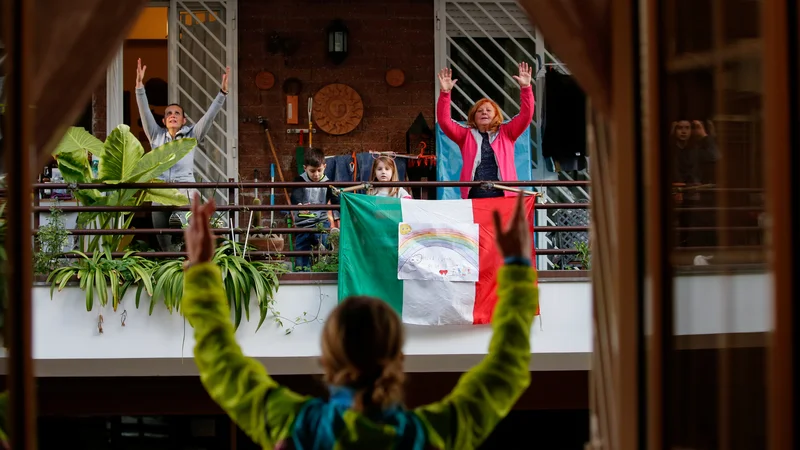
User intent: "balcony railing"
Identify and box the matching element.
[18,180,767,271]
[24,180,591,271]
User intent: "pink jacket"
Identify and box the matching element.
[437,85,535,199]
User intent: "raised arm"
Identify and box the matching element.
[134,58,162,143]
[182,194,308,448]
[414,195,538,450]
[436,68,470,147]
[502,62,535,141]
[192,67,230,140]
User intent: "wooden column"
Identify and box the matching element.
[3,0,37,447]
[764,0,796,449]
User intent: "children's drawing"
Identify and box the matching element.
[397,222,479,282]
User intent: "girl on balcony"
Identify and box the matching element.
[367,155,412,199]
[437,62,534,199]
[181,192,538,449]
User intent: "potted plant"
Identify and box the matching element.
[52,124,196,253]
[244,214,285,255]
[574,241,591,270]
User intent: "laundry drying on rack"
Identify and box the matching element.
[322,152,410,184]
[324,154,355,182]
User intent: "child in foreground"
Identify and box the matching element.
[367,155,413,199]
[181,193,539,449]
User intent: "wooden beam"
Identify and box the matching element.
[641,0,667,448]
[516,0,611,115]
[763,0,795,448]
[0,372,590,416]
[609,1,639,449]
[29,0,149,177]
[3,0,38,445]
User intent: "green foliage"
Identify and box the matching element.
[34,205,71,274]
[52,125,196,253]
[150,241,288,331]
[310,226,339,273]
[574,241,591,270]
[43,125,314,334]
[47,251,157,313]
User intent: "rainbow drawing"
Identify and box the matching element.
[397,223,480,276]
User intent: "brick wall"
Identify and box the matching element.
[236,0,435,180]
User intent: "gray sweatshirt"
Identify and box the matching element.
[290,173,340,228]
[135,86,227,182]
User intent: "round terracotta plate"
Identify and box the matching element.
[312,83,364,135]
[385,68,405,87]
[255,71,275,90]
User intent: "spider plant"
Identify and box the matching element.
[47,250,157,312]
[150,241,287,331]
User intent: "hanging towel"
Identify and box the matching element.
[324,154,355,182]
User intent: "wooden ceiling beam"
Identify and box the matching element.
[516,0,611,115]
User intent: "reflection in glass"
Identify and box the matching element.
[661,0,767,448]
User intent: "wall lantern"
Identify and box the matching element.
[326,19,349,65]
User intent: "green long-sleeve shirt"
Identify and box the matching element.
[183,262,538,449]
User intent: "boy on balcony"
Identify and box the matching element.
[291,148,340,271]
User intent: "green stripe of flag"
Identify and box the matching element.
[338,193,404,315]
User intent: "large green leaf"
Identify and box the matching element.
[52,127,103,183]
[74,189,105,206]
[98,125,145,183]
[128,137,197,183]
[142,188,190,206]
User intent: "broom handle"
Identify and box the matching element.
[308,97,313,147]
[264,129,292,204]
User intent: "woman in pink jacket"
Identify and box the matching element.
[437,62,535,199]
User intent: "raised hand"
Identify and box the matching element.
[184,192,217,268]
[221,66,231,93]
[692,120,708,137]
[438,67,458,93]
[512,62,532,88]
[492,194,532,261]
[136,58,147,89]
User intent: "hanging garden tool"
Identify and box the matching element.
[252,168,262,228]
[308,96,314,148]
[269,164,275,227]
[258,116,291,204]
[295,129,305,173]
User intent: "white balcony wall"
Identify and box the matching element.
[0,273,771,377]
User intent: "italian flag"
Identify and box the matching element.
[338,193,537,325]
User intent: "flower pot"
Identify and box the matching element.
[248,235,285,254]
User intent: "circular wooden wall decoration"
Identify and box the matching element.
[255,71,275,90]
[385,69,405,87]
[312,83,364,135]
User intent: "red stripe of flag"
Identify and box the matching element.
[471,196,538,324]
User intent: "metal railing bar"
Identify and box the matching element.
[35,225,591,235]
[32,203,589,213]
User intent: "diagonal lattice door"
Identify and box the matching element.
[169,0,238,204]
